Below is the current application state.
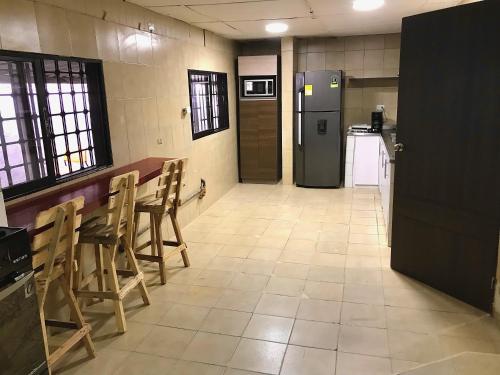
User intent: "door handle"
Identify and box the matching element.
[394,143,404,152]
[298,113,302,147]
[317,120,327,134]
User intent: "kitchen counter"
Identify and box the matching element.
[347,130,396,163]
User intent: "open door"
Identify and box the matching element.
[391,1,500,312]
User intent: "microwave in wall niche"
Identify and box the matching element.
[240,76,276,99]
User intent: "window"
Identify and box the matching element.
[0,51,112,200]
[188,70,229,140]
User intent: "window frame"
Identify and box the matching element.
[0,49,113,201]
[187,69,229,140]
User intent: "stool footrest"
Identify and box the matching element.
[45,319,78,330]
[48,324,93,367]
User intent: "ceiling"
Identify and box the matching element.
[128,0,473,40]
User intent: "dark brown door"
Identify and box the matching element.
[391,1,500,312]
[239,100,279,182]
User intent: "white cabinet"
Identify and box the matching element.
[378,137,394,246]
[353,136,380,186]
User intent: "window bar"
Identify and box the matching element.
[0,64,12,186]
[69,62,83,171]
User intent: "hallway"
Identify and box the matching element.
[55,184,500,375]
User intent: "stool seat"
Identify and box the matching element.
[135,194,172,214]
[79,217,126,245]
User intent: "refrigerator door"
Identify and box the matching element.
[302,111,341,187]
[304,71,342,112]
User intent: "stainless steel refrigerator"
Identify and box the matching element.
[294,70,343,187]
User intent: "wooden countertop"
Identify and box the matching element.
[6,157,174,234]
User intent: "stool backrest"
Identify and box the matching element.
[32,196,84,304]
[156,158,187,214]
[108,170,139,246]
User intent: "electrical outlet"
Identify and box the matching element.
[376,104,385,111]
[157,138,163,144]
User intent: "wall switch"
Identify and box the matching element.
[376,104,385,111]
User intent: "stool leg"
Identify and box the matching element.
[74,244,88,308]
[124,241,151,305]
[154,213,167,284]
[102,245,127,333]
[58,275,95,358]
[170,211,190,267]
[94,244,104,302]
[149,212,157,256]
[132,211,140,252]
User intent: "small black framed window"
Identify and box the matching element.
[188,70,229,140]
[0,50,112,200]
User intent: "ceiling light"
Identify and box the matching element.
[265,22,288,33]
[353,0,385,11]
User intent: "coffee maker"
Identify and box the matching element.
[371,111,383,133]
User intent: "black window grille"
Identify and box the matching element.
[0,51,112,200]
[188,70,229,140]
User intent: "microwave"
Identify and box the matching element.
[240,76,276,99]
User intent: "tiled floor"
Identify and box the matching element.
[53,184,500,375]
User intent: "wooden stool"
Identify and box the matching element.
[74,171,150,333]
[32,196,95,370]
[133,158,190,285]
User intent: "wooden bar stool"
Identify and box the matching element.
[133,158,190,284]
[32,196,95,370]
[74,171,150,333]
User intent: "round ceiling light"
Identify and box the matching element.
[265,22,289,33]
[353,0,385,11]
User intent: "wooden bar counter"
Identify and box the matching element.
[6,157,174,235]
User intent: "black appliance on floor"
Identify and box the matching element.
[0,227,48,375]
[294,70,343,187]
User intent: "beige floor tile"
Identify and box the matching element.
[243,314,294,343]
[207,257,244,272]
[311,253,346,267]
[336,352,392,375]
[247,247,282,261]
[136,326,196,359]
[53,347,130,375]
[304,280,343,301]
[345,268,382,285]
[307,265,344,283]
[229,273,270,291]
[218,245,254,258]
[171,360,225,375]
[167,268,203,285]
[339,325,389,357]
[350,225,379,234]
[347,243,381,256]
[388,329,445,363]
[215,289,262,312]
[256,236,288,249]
[200,308,252,336]
[228,338,287,375]
[194,269,235,288]
[316,240,348,254]
[279,250,314,264]
[343,284,384,305]
[126,302,174,324]
[297,298,341,323]
[341,302,386,328]
[280,345,337,375]
[285,239,317,252]
[290,319,340,350]
[241,259,275,275]
[273,262,309,279]
[182,332,240,366]
[114,352,178,375]
[266,276,305,296]
[91,319,154,351]
[159,304,210,330]
[345,255,381,268]
[350,217,378,226]
[391,359,420,374]
[254,294,300,318]
[178,286,224,307]
[289,228,320,241]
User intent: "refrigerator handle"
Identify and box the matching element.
[298,90,303,147]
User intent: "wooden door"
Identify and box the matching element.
[239,100,279,182]
[391,1,500,312]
